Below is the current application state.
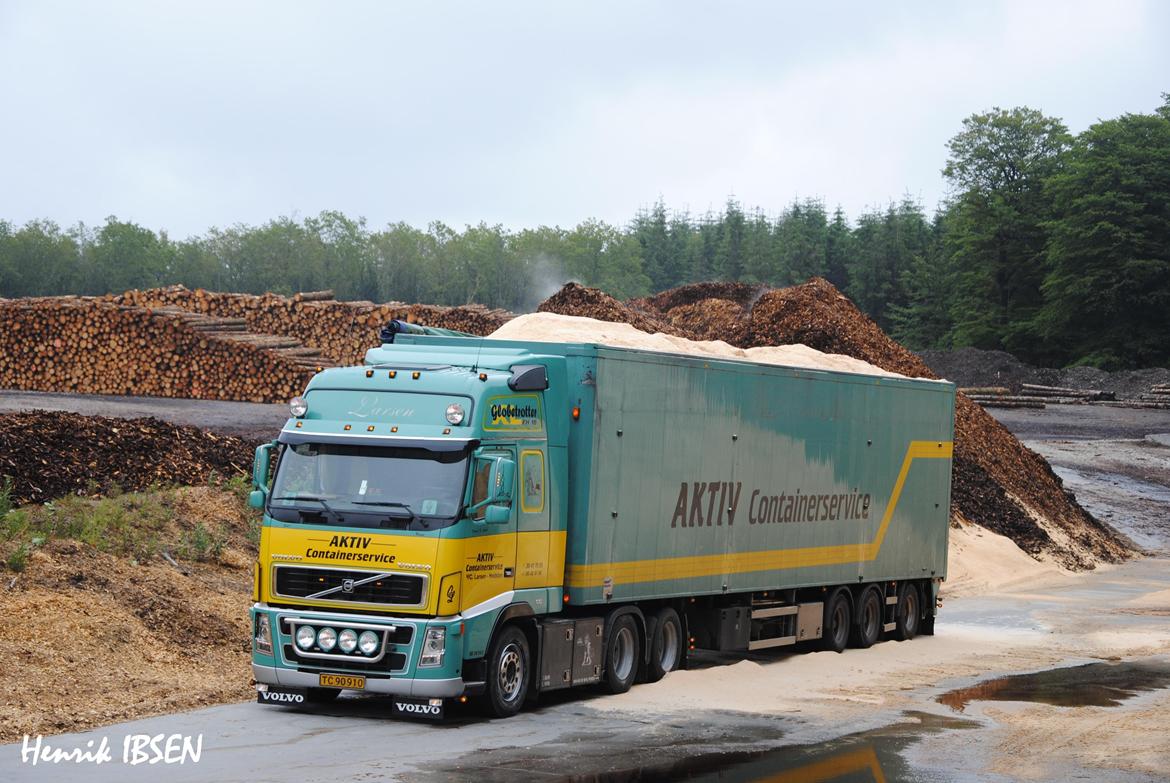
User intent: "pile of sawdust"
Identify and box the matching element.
[0,487,256,742]
[489,313,906,378]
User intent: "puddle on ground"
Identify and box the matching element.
[938,660,1170,713]
[430,711,980,783]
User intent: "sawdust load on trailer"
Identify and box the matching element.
[538,278,1133,569]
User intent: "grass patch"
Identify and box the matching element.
[0,485,255,571]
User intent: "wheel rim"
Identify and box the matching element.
[613,626,635,681]
[658,620,679,671]
[497,642,523,702]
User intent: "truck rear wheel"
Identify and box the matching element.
[822,588,852,653]
[894,583,920,641]
[645,608,682,683]
[485,624,530,718]
[602,615,640,693]
[850,587,882,649]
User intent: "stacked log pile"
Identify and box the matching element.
[537,279,1132,569]
[0,297,316,402]
[0,411,254,505]
[112,286,512,366]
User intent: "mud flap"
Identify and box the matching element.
[391,698,445,720]
[256,685,307,706]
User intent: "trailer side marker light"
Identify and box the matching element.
[459,695,468,703]
[571,406,580,421]
[367,425,375,432]
[365,370,374,378]
[563,594,570,604]
[412,371,421,380]
[391,426,398,433]
[344,424,352,431]
[388,371,397,379]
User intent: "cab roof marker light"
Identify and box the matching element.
[388,371,397,379]
[344,424,352,431]
[412,371,421,380]
[365,369,374,378]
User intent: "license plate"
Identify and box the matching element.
[319,673,365,690]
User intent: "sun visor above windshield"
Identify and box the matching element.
[277,430,479,453]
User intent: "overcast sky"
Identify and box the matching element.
[1,1,1167,237]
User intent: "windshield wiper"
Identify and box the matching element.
[350,501,429,529]
[270,495,345,524]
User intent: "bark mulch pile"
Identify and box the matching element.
[539,278,1132,569]
[0,411,254,505]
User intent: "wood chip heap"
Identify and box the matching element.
[0,411,255,504]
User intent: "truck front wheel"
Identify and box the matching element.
[602,615,641,693]
[485,624,530,718]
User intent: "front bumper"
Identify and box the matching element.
[251,603,464,697]
[252,663,464,698]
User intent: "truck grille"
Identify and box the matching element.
[274,566,425,606]
[283,645,408,675]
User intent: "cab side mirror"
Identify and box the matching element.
[252,442,276,507]
[484,504,510,524]
[248,490,266,509]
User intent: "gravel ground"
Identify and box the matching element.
[920,347,1170,399]
[0,390,286,441]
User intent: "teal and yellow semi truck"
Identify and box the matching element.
[249,322,954,718]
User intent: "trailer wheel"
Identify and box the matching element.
[822,588,852,653]
[485,624,530,718]
[602,615,641,693]
[894,583,920,641]
[645,608,682,683]
[849,587,882,649]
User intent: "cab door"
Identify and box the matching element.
[515,441,550,590]
[462,447,518,609]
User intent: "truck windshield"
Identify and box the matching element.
[267,443,469,530]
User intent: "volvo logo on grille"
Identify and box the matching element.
[341,578,355,593]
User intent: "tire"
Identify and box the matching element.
[822,588,852,653]
[305,687,340,703]
[602,614,641,694]
[645,608,682,683]
[484,624,530,718]
[849,587,882,649]
[894,583,921,641]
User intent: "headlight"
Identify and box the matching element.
[254,614,273,655]
[289,396,308,417]
[316,627,337,651]
[419,626,446,667]
[295,625,316,650]
[358,630,379,656]
[338,628,358,653]
[445,403,465,425]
